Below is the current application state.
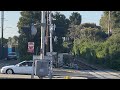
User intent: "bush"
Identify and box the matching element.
[63,54,73,65]
[19,55,33,61]
[109,58,120,70]
[71,26,120,70]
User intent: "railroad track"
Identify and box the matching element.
[75,60,97,70]
[75,59,120,79]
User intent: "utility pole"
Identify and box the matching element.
[48,11,53,79]
[46,11,49,53]
[40,11,46,59]
[49,11,53,53]
[108,11,112,36]
[1,11,4,60]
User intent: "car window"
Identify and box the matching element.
[19,61,33,67]
[19,62,28,66]
[27,62,33,66]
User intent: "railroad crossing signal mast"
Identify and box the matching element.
[40,11,46,59]
[40,11,54,79]
[48,11,53,79]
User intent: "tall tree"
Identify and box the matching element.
[100,11,120,33]
[69,12,81,25]
[68,23,104,40]
[52,12,70,53]
[0,38,8,47]
[12,36,19,45]
[17,11,41,58]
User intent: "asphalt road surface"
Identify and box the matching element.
[0,69,120,79]
[0,60,120,79]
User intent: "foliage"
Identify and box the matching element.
[16,11,120,70]
[17,11,41,59]
[0,38,8,47]
[68,23,107,41]
[19,54,33,61]
[8,36,18,46]
[69,12,81,25]
[72,28,120,70]
[52,12,70,53]
[100,11,120,32]
[63,54,73,65]
[62,41,72,53]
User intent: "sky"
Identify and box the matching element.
[0,11,103,39]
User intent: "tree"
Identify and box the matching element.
[18,11,71,58]
[69,12,81,25]
[52,12,70,53]
[0,38,8,47]
[17,11,41,59]
[100,11,120,33]
[68,23,106,41]
[8,36,18,46]
[12,36,18,45]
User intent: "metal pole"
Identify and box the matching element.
[31,57,35,79]
[46,11,49,53]
[1,11,4,60]
[109,11,112,35]
[40,11,46,59]
[30,12,35,79]
[49,11,53,53]
[48,11,53,79]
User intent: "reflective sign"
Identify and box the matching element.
[28,42,34,53]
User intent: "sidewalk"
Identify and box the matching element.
[0,74,87,79]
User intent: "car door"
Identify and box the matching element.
[14,62,30,74]
[27,62,33,74]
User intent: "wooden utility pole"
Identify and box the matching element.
[1,11,4,59]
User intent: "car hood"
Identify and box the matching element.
[2,65,15,69]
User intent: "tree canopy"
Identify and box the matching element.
[100,11,120,33]
[69,12,81,25]
[17,11,41,59]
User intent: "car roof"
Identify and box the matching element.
[17,60,33,64]
[24,60,33,62]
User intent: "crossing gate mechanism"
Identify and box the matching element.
[35,59,49,78]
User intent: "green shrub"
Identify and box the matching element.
[19,55,33,61]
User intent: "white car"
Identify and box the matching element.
[1,61,33,74]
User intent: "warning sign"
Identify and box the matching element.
[28,42,34,53]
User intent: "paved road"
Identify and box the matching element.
[0,60,120,79]
[0,69,120,79]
